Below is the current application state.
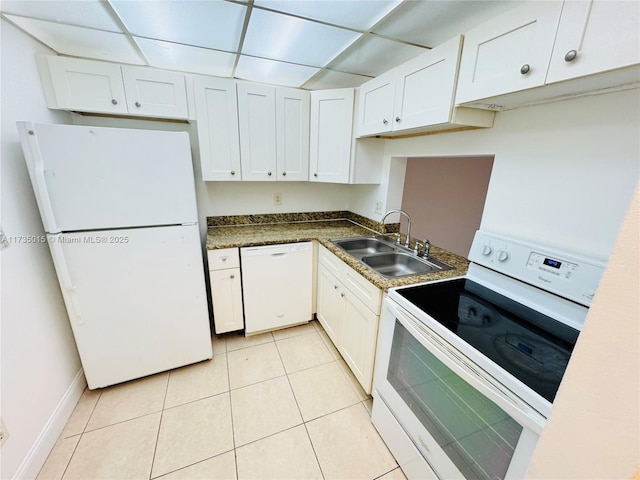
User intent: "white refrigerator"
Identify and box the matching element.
[17,121,212,389]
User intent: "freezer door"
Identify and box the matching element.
[47,224,212,389]
[17,122,198,233]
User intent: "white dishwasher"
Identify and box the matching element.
[240,242,313,335]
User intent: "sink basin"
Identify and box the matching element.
[332,237,395,257]
[361,252,441,278]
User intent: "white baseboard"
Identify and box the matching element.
[13,369,86,480]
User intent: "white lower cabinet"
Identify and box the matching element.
[208,248,244,334]
[316,245,382,394]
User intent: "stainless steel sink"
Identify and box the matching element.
[361,252,441,277]
[330,235,453,279]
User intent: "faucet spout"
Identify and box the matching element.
[381,209,411,247]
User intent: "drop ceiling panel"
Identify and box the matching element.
[0,0,122,31]
[4,15,145,64]
[242,8,361,67]
[133,38,236,77]
[253,0,401,31]
[303,69,372,90]
[236,56,319,88]
[109,0,247,51]
[330,35,427,77]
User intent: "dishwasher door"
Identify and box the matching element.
[240,242,313,335]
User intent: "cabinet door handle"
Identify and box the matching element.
[340,292,345,298]
[111,99,118,105]
[230,171,236,175]
[313,173,318,177]
[267,171,272,176]
[230,274,235,279]
[564,50,577,62]
[520,64,531,75]
[282,171,287,176]
[334,285,339,290]
[382,118,388,125]
[395,116,401,123]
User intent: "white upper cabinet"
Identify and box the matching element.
[44,56,128,114]
[121,66,188,118]
[546,0,640,84]
[237,82,277,181]
[193,76,241,181]
[276,87,310,181]
[309,88,354,184]
[356,36,495,137]
[40,56,188,119]
[455,2,563,104]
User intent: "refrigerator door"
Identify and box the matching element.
[48,224,212,389]
[17,122,198,233]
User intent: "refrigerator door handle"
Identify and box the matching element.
[17,122,60,233]
[49,238,85,325]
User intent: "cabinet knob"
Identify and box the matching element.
[382,118,388,125]
[340,292,345,298]
[282,171,287,176]
[395,116,401,123]
[268,171,272,176]
[313,173,318,177]
[135,101,141,108]
[334,285,339,290]
[111,99,118,105]
[520,64,531,75]
[230,170,236,175]
[564,50,578,62]
[230,274,235,279]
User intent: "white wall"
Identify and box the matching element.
[0,20,83,480]
[525,184,639,479]
[351,88,640,260]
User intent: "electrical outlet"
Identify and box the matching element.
[273,192,282,206]
[375,201,383,214]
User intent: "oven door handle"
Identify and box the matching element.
[386,300,547,434]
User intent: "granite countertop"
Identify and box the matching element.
[206,212,469,291]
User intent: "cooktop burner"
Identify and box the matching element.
[396,278,580,403]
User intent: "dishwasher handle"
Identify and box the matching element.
[241,241,313,257]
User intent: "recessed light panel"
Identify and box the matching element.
[109,0,247,51]
[242,9,360,67]
[302,69,372,90]
[330,35,427,77]
[134,38,236,77]
[236,56,319,87]
[3,15,145,64]
[0,0,122,31]
[253,0,401,31]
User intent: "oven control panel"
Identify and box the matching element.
[468,231,606,306]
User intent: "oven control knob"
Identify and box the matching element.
[496,250,510,262]
[481,245,493,256]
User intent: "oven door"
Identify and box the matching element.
[372,297,547,480]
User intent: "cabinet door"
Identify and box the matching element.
[546,0,640,84]
[237,83,277,181]
[193,77,241,181]
[393,36,462,130]
[276,87,310,181]
[355,74,395,137]
[46,56,127,114]
[309,89,354,183]
[210,268,244,334]
[316,264,343,345]
[340,292,378,394]
[121,66,188,119]
[456,1,563,104]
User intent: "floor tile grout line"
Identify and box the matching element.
[223,345,240,480]
[149,449,236,480]
[148,374,171,480]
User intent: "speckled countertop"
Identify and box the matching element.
[206,212,469,291]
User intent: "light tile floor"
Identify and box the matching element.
[37,320,407,480]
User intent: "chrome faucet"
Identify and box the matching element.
[381,209,411,248]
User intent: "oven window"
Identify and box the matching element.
[388,320,523,480]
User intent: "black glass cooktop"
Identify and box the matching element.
[396,279,580,403]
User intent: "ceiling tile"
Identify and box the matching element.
[133,38,236,77]
[374,0,523,47]
[236,56,319,88]
[0,0,122,31]
[109,0,247,51]
[242,8,360,67]
[329,35,427,77]
[3,15,145,64]
[253,0,401,31]
[302,69,372,90]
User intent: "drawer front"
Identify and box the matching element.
[318,244,344,278]
[344,267,382,315]
[207,248,240,270]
